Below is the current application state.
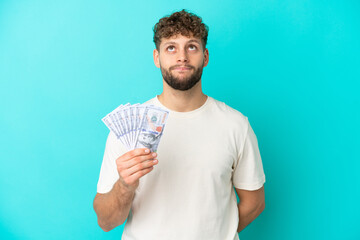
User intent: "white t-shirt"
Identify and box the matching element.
[97,96,266,240]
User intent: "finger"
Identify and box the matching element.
[118,148,151,163]
[122,158,158,177]
[126,166,154,183]
[121,152,157,170]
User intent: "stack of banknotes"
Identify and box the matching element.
[102,103,169,152]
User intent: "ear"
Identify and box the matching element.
[203,48,209,67]
[153,49,160,68]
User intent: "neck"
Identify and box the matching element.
[158,80,207,112]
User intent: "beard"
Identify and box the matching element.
[160,63,204,91]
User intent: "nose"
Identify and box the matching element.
[177,48,188,63]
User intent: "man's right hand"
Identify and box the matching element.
[116,148,158,192]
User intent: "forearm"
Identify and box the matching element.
[237,200,265,233]
[93,180,135,231]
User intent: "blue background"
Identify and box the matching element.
[0,0,359,239]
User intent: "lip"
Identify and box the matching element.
[173,67,191,71]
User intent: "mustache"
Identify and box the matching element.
[170,65,194,70]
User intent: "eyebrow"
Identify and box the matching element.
[163,39,201,46]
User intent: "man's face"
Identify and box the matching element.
[140,133,155,144]
[153,34,209,91]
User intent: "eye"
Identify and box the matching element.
[188,45,197,51]
[166,45,175,52]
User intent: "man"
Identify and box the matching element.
[93,9,266,240]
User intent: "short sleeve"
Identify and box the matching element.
[232,119,266,190]
[97,132,127,194]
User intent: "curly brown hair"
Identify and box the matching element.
[153,9,209,51]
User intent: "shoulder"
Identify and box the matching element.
[104,131,127,156]
[142,97,157,105]
[209,97,249,128]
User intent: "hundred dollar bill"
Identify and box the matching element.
[102,110,129,149]
[103,103,169,151]
[115,105,131,150]
[134,105,169,152]
[133,105,147,149]
[129,104,139,146]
